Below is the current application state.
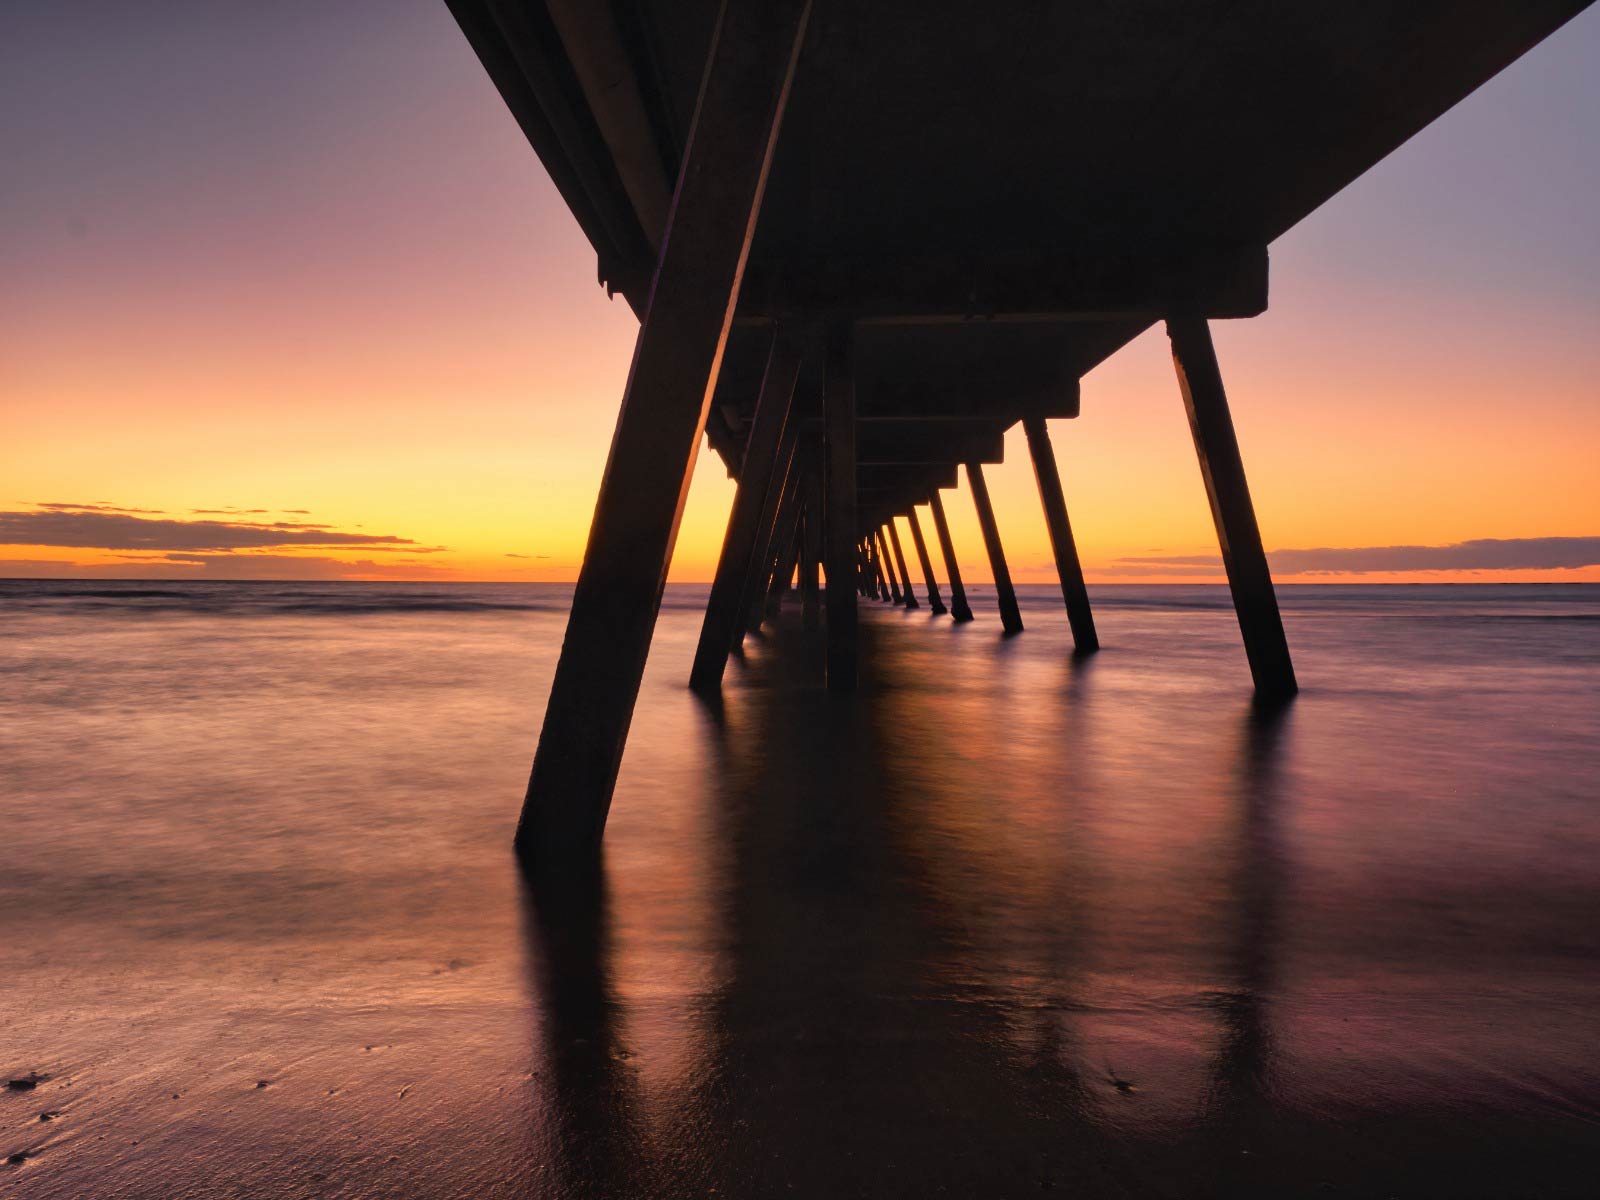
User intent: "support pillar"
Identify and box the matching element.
[690,330,801,690]
[515,0,812,870]
[823,322,858,689]
[1023,415,1097,654]
[966,462,1023,634]
[762,481,804,621]
[1167,318,1296,700]
[876,527,903,603]
[886,519,919,610]
[927,488,974,622]
[735,428,799,640]
[905,506,946,615]
[800,450,822,629]
[747,459,802,633]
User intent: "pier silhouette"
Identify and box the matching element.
[446,0,1592,870]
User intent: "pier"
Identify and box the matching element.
[446,0,1591,871]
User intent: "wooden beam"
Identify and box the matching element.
[886,519,918,610]
[764,493,804,620]
[800,442,822,629]
[743,436,801,635]
[1023,416,1098,654]
[860,377,1081,422]
[689,329,801,690]
[904,506,946,615]
[515,0,812,871]
[738,245,1267,323]
[876,526,903,603]
[453,0,652,306]
[857,427,1005,466]
[859,464,959,490]
[543,0,673,247]
[1167,318,1296,700]
[927,488,974,623]
[752,466,803,630]
[966,462,1023,634]
[823,322,858,689]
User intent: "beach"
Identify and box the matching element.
[3,581,1598,1198]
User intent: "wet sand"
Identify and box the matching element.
[3,582,1598,1197]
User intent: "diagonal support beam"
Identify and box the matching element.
[800,445,823,629]
[516,0,812,870]
[904,507,946,615]
[690,329,801,690]
[741,431,800,636]
[967,462,1023,634]
[751,463,803,630]
[1167,318,1296,701]
[876,527,903,603]
[927,488,974,623]
[886,519,919,610]
[823,322,858,689]
[769,504,803,615]
[1023,416,1098,654]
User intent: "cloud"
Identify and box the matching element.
[1116,536,1600,576]
[0,554,452,580]
[36,501,166,514]
[0,508,417,552]
[156,554,455,580]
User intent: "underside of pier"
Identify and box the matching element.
[446,0,1591,871]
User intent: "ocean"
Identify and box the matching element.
[2,580,1598,1198]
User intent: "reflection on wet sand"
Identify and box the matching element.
[521,606,1598,1198]
[10,583,1594,1198]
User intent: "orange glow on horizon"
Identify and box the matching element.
[3,4,1597,588]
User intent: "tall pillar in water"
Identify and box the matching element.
[516,0,814,870]
[1167,318,1296,700]
[904,506,947,615]
[823,322,859,690]
[966,462,1023,634]
[927,488,974,623]
[885,519,919,610]
[1022,415,1097,653]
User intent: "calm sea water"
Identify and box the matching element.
[2,580,1598,1197]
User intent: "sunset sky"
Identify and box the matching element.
[4,2,1597,584]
